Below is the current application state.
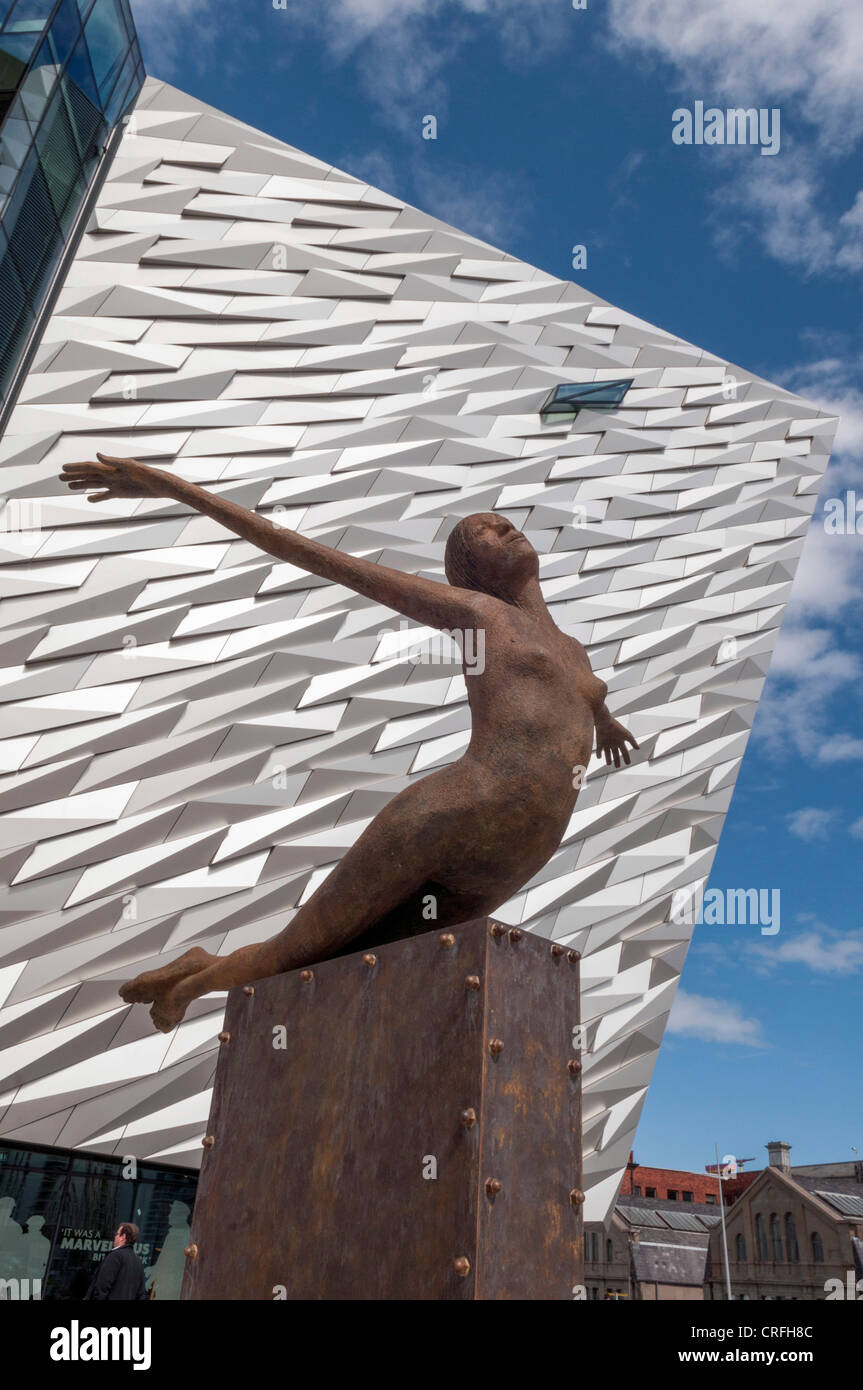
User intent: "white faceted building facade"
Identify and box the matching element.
[0,78,836,1223]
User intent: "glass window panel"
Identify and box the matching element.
[44,1167,128,1298]
[115,0,135,44]
[0,1151,201,1301]
[101,41,133,124]
[61,58,103,158]
[0,93,33,173]
[0,35,34,129]
[133,1182,195,1300]
[0,0,141,406]
[17,38,60,127]
[36,82,80,214]
[6,148,59,292]
[45,0,80,69]
[0,29,40,64]
[0,1145,68,1297]
[55,161,83,230]
[62,26,98,108]
[0,301,34,396]
[83,0,127,103]
[4,0,56,34]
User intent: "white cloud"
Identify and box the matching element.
[753,614,863,764]
[606,0,863,148]
[783,357,863,476]
[332,147,529,246]
[271,0,570,128]
[786,530,863,619]
[668,989,764,1046]
[129,0,217,70]
[410,161,529,246]
[334,148,402,196]
[710,155,863,281]
[786,807,836,841]
[606,0,863,279]
[747,925,863,975]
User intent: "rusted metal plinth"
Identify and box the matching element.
[181,918,582,1301]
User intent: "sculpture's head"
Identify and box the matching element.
[444,512,539,602]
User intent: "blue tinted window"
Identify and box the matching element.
[3,0,57,34]
[83,0,126,100]
[0,28,40,62]
[63,26,99,106]
[542,379,634,415]
[0,0,142,403]
[45,0,82,68]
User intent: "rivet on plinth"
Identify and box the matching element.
[489,922,506,938]
[440,932,455,948]
[363,953,376,968]
[202,1135,215,1148]
[488,1038,504,1057]
[568,1059,582,1076]
[460,1108,477,1128]
[218,1031,230,1043]
[184,1244,198,1260]
[485,1177,502,1198]
[243,986,254,997]
[508,928,522,944]
[569,1189,585,1206]
[453,1257,471,1277]
[465,974,481,991]
[300,969,314,983]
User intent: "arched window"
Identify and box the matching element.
[770,1213,783,1260]
[811,1231,824,1263]
[606,1238,614,1263]
[735,1233,746,1261]
[785,1213,799,1262]
[755,1213,768,1261]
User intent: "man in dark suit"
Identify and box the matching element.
[84,1222,149,1300]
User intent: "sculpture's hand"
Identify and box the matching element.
[595,714,638,769]
[60,454,174,502]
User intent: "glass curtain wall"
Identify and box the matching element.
[0,1139,198,1300]
[0,0,144,402]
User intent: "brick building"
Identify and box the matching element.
[621,1152,758,1206]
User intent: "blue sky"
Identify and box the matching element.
[129,0,863,1175]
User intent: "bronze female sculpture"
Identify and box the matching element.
[61,454,638,1031]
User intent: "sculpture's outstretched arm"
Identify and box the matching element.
[60,455,487,630]
[593,698,639,768]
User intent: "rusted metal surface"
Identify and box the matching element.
[475,927,582,1299]
[182,917,582,1301]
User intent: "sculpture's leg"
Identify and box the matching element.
[120,778,492,1032]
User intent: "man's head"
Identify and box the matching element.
[444,512,539,602]
[113,1222,140,1248]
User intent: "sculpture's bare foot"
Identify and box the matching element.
[121,948,218,1033]
[148,983,195,1035]
[120,947,214,1009]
